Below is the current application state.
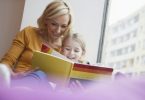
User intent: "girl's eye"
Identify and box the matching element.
[74,49,80,53]
[65,47,71,51]
[75,50,80,53]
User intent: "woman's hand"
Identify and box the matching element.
[0,63,11,87]
[11,70,35,79]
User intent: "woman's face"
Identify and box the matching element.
[61,38,83,62]
[46,14,70,41]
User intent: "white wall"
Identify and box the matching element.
[0,0,25,59]
[21,0,106,64]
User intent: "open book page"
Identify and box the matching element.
[41,44,73,62]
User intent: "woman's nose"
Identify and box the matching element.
[56,26,61,33]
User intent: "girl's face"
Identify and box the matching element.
[46,14,70,41]
[61,38,83,62]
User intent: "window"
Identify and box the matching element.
[141,55,145,65]
[102,0,145,73]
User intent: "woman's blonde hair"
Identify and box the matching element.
[37,0,72,37]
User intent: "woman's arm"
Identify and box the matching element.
[0,28,27,70]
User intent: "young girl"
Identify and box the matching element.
[61,33,86,63]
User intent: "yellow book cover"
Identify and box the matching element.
[32,51,74,85]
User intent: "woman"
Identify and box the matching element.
[0,0,72,76]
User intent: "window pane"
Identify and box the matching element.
[102,0,145,76]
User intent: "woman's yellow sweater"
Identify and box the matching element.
[1,26,47,73]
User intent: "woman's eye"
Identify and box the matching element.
[51,23,57,26]
[61,25,67,29]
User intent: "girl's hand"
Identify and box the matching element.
[68,80,85,92]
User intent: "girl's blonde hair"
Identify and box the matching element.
[37,0,72,37]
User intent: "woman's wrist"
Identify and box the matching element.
[0,63,11,87]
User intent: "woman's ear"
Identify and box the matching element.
[44,18,49,26]
[44,21,48,26]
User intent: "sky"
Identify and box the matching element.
[108,0,145,25]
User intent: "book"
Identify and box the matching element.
[32,51,73,86]
[32,45,113,86]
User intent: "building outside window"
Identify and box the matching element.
[101,0,145,76]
